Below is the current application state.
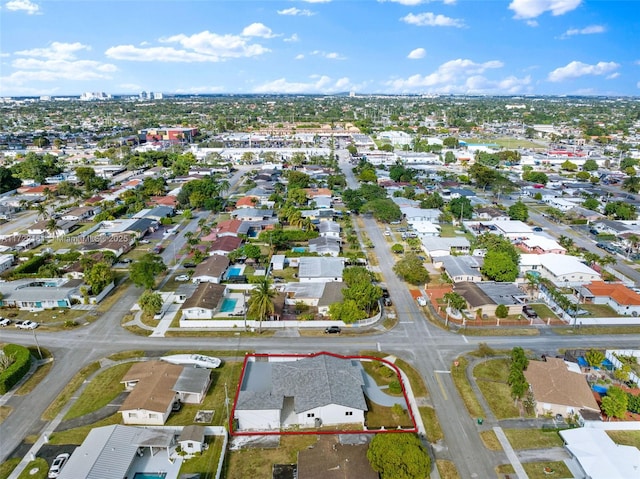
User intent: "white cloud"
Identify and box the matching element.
[15,42,90,61]
[284,34,300,43]
[606,72,620,80]
[300,0,331,3]
[547,60,619,82]
[401,12,465,27]
[295,54,305,60]
[509,0,581,20]
[310,50,346,60]
[526,20,539,27]
[378,0,457,5]
[560,24,605,38]
[5,0,40,14]
[107,31,270,62]
[385,58,532,94]
[637,81,640,89]
[242,22,277,38]
[174,85,225,94]
[253,75,355,94]
[277,7,315,16]
[408,48,426,59]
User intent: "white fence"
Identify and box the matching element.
[605,349,640,386]
[584,420,640,430]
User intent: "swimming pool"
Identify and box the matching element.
[220,298,238,313]
[228,267,242,277]
[133,473,166,479]
[292,247,306,253]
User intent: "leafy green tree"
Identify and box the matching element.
[582,197,600,211]
[585,349,605,367]
[561,160,578,171]
[474,233,520,265]
[130,253,166,289]
[420,192,444,209]
[367,433,430,479]
[393,253,430,285]
[328,300,366,323]
[0,167,21,194]
[362,199,402,223]
[85,262,114,295]
[620,157,638,170]
[443,292,466,312]
[286,170,311,189]
[391,243,404,254]
[358,167,378,183]
[495,304,509,319]
[604,201,637,220]
[11,152,62,183]
[622,176,640,193]
[601,386,629,420]
[576,171,590,181]
[379,143,394,152]
[448,197,473,220]
[522,170,549,185]
[582,159,598,171]
[139,290,163,317]
[481,250,519,282]
[444,151,456,164]
[247,277,275,333]
[443,137,459,148]
[508,200,528,221]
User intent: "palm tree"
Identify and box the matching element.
[35,203,49,220]
[598,255,617,270]
[288,210,304,229]
[525,272,540,300]
[46,218,58,238]
[247,277,276,333]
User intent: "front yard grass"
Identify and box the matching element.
[479,430,502,450]
[450,357,484,418]
[179,434,224,479]
[63,363,129,420]
[504,429,563,449]
[419,406,444,443]
[460,327,539,336]
[606,430,640,449]
[42,361,101,420]
[522,461,573,479]
[474,359,521,419]
[359,351,428,398]
[364,398,414,429]
[223,435,317,479]
[0,458,20,479]
[580,303,622,317]
[436,459,461,479]
[16,458,48,479]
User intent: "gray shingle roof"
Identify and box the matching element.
[298,257,345,279]
[173,367,211,394]
[237,355,367,413]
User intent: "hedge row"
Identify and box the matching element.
[13,255,48,275]
[0,344,32,394]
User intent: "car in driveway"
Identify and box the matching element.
[324,326,341,334]
[532,226,543,232]
[183,262,197,268]
[522,305,538,319]
[0,317,12,327]
[175,274,190,281]
[48,452,70,478]
[15,320,38,330]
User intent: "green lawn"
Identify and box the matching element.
[436,459,461,479]
[480,430,502,450]
[179,435,225,479]
[64,363,130,420]
[474,359,522,419]
[42,362,101,420]
[607,430,640,449]
[419,406,444,443]
[451,357,484,418]
[580,303,623,317]
[522,461,573,479]
[504,429,563,449]
[365,398,413,429]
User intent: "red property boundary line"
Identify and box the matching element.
[229,351,419,436]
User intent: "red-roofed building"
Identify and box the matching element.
[209,236,243,256]
[304,188,332,199]
[17,184,58,195]
[214,219,247,238]
[148,196,178,207]
[580,282,640,316]
[235,196,259,208]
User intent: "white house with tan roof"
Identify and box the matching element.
[523,357,600,420]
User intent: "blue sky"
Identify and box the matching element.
[1,0,638,96]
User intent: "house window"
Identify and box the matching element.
[345,411,353,416]
[129,412,138,418]
[307,413,315,418]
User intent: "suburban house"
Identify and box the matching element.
[0,278,83,309]
[421,237,471,259]
[440,256,483,283]
[318,220,341,240]
[235,195,260,208]
[520,254,600,286]
[593,219,630,236]
[78,234,135,257]
[309,237,341,257]
[284,283,327,308]
[132,205,174,221]
[453,281,528,317]
[523,357,600,419]
[407,220,440,237]
[464,220,533,240]
[317,282,347,316]
[208,236,243,256]
[559,428,640,479]
[0,253,14,273]
[270,254,286,271]
[191,255,230,284]
[517,236,567,255]
[119,361,211,425]
[61,205,101,221]
[28,219,78,238]
[400,207,441,223]
[474,207,510,221]
[579,282,640,316]
[230,208,274,222]
[178,425,206,455]
[180,282,228,319]
[234,354,367,431]
[298,257,345,283]
[57,425,178,479]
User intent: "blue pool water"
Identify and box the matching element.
[292,247,306,252]
[592,384,608,394]
[220,298,238,313]
[228,267,242,277]
[133,474,166,479]
[577,357,588,367]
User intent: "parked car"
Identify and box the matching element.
[532,226,543,232]
[48,453,70,478]
[416,296,427,307]
[383,298,392,307]
[324,326,341,334]
[183,262,197,268]
[172,400,182,412]
[175,274,190,282]
[0,317,12,327]
[522,305,538,319]
[15,320,38,330]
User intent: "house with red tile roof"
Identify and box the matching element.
[209,236,243,256]
[580,282,640,316]
[235,196,260,208]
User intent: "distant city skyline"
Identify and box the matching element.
[1,0,638,97]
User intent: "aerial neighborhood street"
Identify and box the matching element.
[1,95,640,479]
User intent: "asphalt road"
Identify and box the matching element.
[1,159,639,475]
